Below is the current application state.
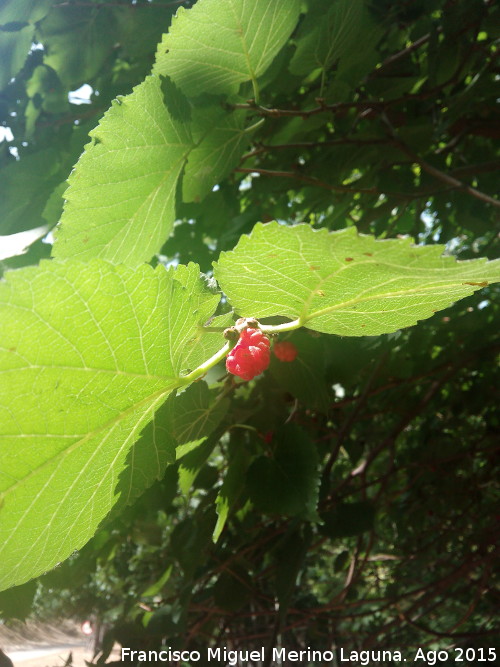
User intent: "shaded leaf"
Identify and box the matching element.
[246,425,319,518]
[290,0,383,95]
[183,107,261,203]
[0,580,37,620]
[0,0,52,25]
[274,526,311,612]
[0,26,34,91]
[213,447,247,542]
[0,0,52,89]
[270,330,330,412]
[214,564,252,611]
[37,5,118,87]
[172,382,230,460]
[170,508,215,576]
[0,149,61,235]
[320,501,376,538]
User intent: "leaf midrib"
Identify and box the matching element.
[302,281,474,324]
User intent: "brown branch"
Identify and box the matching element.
[54,0,188,6]
[230,99,387,119]
[381,114,500,208]
[450,160,500,178]
[322,351,388,486]
[397,141,500,208]
[234,167,383,197]
[240,137,389,161]
[371,33,431,76]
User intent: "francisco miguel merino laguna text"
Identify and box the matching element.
[121,646,405,664]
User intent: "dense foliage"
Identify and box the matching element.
[0,0,499,663]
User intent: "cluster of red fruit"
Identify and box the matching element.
[226,328,298,381]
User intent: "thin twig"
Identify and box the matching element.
[234,167,382,197]
[381,113,500,208]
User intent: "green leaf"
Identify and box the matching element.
[214,223,500,336]
[0,580,37,620]
[52,76,193,266]
[37,5,118,87]
[166,266,228,373]
[171,382,230,460]
[274,527,311,612]
[0,149,61,235]
[0,0,52,25]
[110,399,178,517]
[154,0,302,98]
[141,564,173,598]
[0,0,52,90]
[269,331,330,412]
[246,425,319,518]
[0,259,220,591]
[290,0,383,94]
[183,107,261,203]
[0,26,33,91]
[213,447,247,542]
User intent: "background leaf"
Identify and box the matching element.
[213,446,247,542]
[246,425,319,518]
[0,26,34,91]
[269,330,330,412]
[183,107,261,203]
[320,501,376,538]
[0,0,52,90]
[290,0,383,96]
[0,149,62,235]
[171,382,230,459]
[37,5,118,88]
[214,222,500,335]
[154,0,302,97]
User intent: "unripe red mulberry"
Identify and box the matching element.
[273,340,298,362]
[226,328,271,381]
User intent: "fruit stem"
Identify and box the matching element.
[259,318,302,333]
[179,341,230,385]
[180,317,303,387]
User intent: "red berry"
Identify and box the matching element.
[226,328,271,381]
[273,340,298,362]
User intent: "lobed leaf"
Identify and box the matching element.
[183,107,261,203]
[52,76,193,266]
[290,0,383,90]
[0,259,221,591]
[214,223,500,336]
[154,0,302,97]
